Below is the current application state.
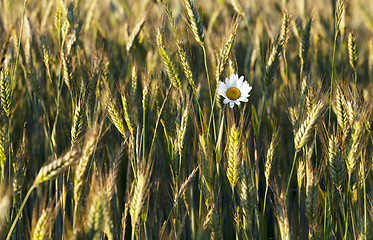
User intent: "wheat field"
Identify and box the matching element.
[1,0,373,239]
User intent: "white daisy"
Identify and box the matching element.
[217,74,252,108]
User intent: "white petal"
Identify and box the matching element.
[237,76,244,87]
[235,100,241,105]
[225,77,232,88]
[223,98,231,104]
[217,81,227,96]
[239,97,249,102]
[229,101,235,108]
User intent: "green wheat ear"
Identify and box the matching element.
[0,70,11,117]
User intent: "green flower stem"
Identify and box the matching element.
[286,149,299,201]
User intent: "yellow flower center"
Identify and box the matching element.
[226,87,241,100]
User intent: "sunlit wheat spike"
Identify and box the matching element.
[263,12,290,86]
[348,32,358,71]
[227,125,240,189]
[126,17,146,53]
[306,180,318,239]
[344,99,355,126]
[86,192,105,239]
[297,159,305,190]
[121,202,130,240]
[183,0,204,46]
[71,101,86,146]
[31,208,52,240]
[54,0,66,32]
[287,106,299,130]
[156,29,181,89]
[131,64,138,100]
[120,90,134,136]
[199,134,212,192]
[328,135,344,192]
[107,98,126,137]
[102,193,114,240]
[62,50,74,95]
[174,166,198,204]
[0,70,11,117]
[177,105,189,154]
[294,100,324,149]
[346,120,363,175]
[39,35,50,71]
[215,17,240,84]
[240,163,256,222]
[265,132,278,187]
[332,86,348,130]
[203,203,222,240]
[279,12,291,45]
[106,140,126,202]
[163,2,196,90]
[130,162,152,231]
[34,146,80,185]
[74,128,98,219]
[274,193,290,240]
[0,27,12,72]
[335,0,345,31]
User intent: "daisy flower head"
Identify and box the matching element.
[217,74,252,108]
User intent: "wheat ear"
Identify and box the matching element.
[156,29,181,89]
[294,100,324,149]
[183,0,204,46]
[227,125,240,189]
